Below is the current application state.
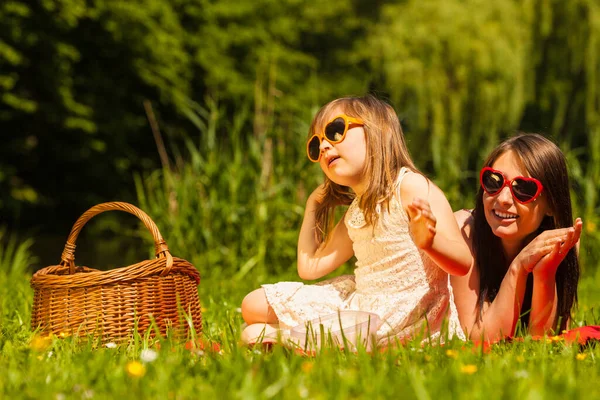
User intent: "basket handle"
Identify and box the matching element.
[59,202,173,275]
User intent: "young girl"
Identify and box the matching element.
[241,95,471,347]
[451,133,582,341]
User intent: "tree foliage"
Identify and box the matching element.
[364,0,530,200]
[0,0,192,229]
[1,0,598,244]
[363,0,600,205]
[0,0,373,230]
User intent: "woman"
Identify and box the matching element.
[451,133,582,341]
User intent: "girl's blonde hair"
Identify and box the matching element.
[310,95,417,243]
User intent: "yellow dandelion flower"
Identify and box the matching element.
[516,355,525,363]
[460,364,478,375]
[446,349,458,359]
[301,361,314,373]
[576,353,587,361]
[30,335,52,352]
[585,221,596,233]
[59,332,71,338]
[551,336,562,342]
[126,361,146,378]
[201,307,208,313]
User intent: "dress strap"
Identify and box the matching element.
[393,166,413,199]
[394,167,432,201]
[395,167,410,186]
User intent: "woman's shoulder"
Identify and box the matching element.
[454,208,474,223]
[454,209,474,241]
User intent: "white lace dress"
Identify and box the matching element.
[262,167,465,345]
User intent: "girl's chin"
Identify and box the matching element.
[325,172,361,188]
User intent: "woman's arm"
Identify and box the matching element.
[297,185,354,280]
[452,213,583,341]
[450,210,530,341]
[529,218,582,335]
[529,275,558,335]
[400,173,471,276]
[452,260,530,342]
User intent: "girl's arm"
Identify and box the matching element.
[529,218,582,335]
[400,173,470,276]
[297,185,354,280]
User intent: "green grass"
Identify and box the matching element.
[1,250,600,399]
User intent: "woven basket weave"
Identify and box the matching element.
[30,202,201,342]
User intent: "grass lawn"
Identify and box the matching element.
[1,266,599,399]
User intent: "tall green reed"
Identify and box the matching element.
[0,229,36,335]
[563,131,600,274]
[136,96,600,284]
[136,99,322,282]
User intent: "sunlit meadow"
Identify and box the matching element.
[1,245,599,399]
[2,104,600,399]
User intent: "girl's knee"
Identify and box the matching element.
[241,288,266,324]
[241,288,276,324]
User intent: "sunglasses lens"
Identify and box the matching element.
[482,170,504,194]
[512,179,539,202]
[308,136,321,161]
[324,118,347,142]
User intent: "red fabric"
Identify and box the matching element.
[550,325,600,344]
[472,325,600,353]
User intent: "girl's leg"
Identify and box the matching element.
[241,288,279,325]
[240,323,280,345]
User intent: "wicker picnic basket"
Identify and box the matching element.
[30,202,202,342]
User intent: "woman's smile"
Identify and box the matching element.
[492,209,519,221]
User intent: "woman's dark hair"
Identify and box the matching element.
[472,133,579,332]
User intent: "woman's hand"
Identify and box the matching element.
[530,218,582,278]
[515,218,582,276]
[407,197,437,249]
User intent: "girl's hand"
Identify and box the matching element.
[531,218,582,278]
[516,218,582,275]
[407,197,437,249]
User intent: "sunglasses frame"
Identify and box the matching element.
[480,167,544,204]
[306,114,364,162]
